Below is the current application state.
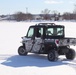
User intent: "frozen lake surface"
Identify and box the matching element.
[0,21,76,75]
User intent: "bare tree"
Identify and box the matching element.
[41,9,51,20]
[73,4,76,14]
[63,12,72,20]
[72,4,76,20]
[25,13,33,20]
[52,10,60,21]
[13,12,33,21]
[42,9,50,14]
[13,12,26,21]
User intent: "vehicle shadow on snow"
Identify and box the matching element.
[1,54,76,68]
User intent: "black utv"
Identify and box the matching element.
[18,23,76,61]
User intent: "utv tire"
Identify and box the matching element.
[18,46,27,56]
[48,50,58,61]
[65,48,75,60]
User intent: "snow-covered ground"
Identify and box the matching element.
[0,21,76,75]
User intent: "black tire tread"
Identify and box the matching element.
[48,50,58,61]
[66,48,75,60]
[18,46,27,56]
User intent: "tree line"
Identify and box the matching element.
[13,10,76,21]
[1,5,76,21]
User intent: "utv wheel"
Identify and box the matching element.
[65,49,75,60]
[18,46,27,56]
[48,50,58,61]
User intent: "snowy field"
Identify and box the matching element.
[0,21,76,75]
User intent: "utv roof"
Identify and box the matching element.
[30,23,64,27]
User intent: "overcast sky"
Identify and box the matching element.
[0,0,76,15]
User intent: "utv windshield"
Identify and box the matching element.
[46,27,64,37]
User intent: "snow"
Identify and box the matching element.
[0,21,76,75]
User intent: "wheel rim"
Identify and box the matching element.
[19,48,26,54]
[49,52,54,60]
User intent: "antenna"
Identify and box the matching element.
[26,7,28,14]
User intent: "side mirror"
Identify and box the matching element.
[21,36,26,39]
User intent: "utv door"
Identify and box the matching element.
[32,27,43,53]
[25,27,34,52]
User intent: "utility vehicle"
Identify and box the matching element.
[18,23,76,61]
